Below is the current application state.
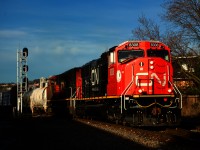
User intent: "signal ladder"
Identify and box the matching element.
[16,47,28,115]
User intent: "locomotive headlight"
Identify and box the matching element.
[125,97,129,100]
[168,88,172,93]
[149,60,154,69]
[150,66,154,69]
[149,60,154,65]
[138,89,142,93]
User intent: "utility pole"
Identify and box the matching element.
[17,47,28,115]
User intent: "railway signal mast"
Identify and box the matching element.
[17,47,28,114]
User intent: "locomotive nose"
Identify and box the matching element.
[133,58,170,95]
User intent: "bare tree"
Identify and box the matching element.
[162,0,200,91]
[132,0,200,93]
[132,14,161,41]
[132,15,189,56]
[133,0,200,54]
[163,31,185,54]
[162,0,200,44]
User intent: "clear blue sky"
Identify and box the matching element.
[0,0,164,83]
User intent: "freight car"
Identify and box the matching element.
[22,77,69,116]
[50,40,182,126]
[0,84,17,118]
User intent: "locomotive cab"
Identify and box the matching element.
[107,41,174,96]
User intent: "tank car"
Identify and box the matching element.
[49,40,182,126]
[23,76,72,116]
[22,77,53,115]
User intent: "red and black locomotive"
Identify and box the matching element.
[35,40,183,126]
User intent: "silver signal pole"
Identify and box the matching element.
[17,48,28,115]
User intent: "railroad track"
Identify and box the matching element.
[14,113,200,149]
[74,117,200,149]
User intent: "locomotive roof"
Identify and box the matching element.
[118,40,163,46]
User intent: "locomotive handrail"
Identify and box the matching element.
[65,95,121,101]
[70,87,81,99]
[173,83,182,109]
[123,81,134,111]
[169,81,182,109]
[120,65,134,113]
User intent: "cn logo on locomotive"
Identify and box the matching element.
[135,72,166,86]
